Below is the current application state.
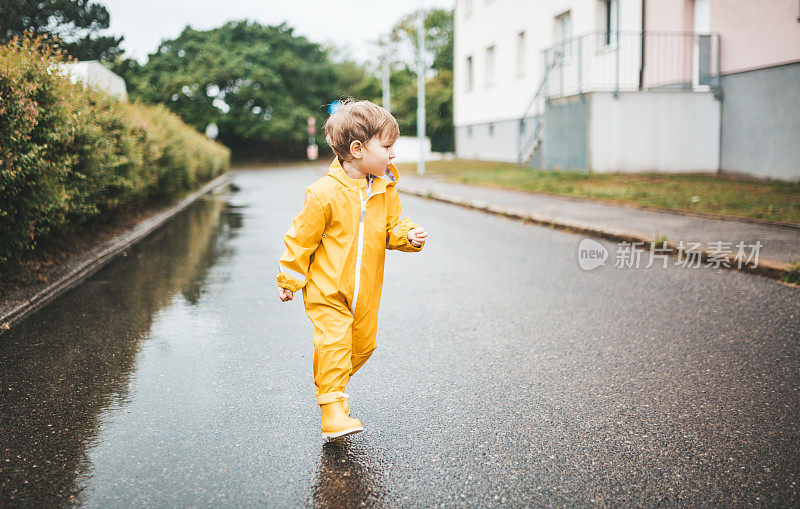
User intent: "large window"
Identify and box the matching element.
[554,11,572,64]
[485,45,496,87]
[465,56,474,92]
[517,31,526,78]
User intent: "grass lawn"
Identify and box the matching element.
[396,160,800,225]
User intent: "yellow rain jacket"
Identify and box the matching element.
[277,157,424,405]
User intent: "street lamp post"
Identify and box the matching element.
[382,52,391,112]
[416,6,426,176]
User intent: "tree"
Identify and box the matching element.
[0,0,124,61]
[332,60,381,105]
[390,68,453,152]
[389,8,453,74]
[384,8,454,151]
[126,20,339,158]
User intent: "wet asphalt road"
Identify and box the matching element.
[1,164,799,507]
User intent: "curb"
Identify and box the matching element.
[399,185,799,285]
[418,179,800,231]
[0,173,231,333]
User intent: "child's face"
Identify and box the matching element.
[356,131,396,176]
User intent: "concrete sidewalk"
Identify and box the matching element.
[399,175,800,282]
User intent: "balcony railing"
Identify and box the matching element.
[542,30,721,98]
[518,30,720,164]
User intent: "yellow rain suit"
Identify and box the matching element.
[277,157,423,405]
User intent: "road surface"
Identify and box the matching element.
[1,165,798,507]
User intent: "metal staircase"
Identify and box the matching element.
[517,59,556,165]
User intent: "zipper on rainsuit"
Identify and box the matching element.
[351,189,367,313]
[350,175,386,314]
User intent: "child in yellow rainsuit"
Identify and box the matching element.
[277,100,428,438]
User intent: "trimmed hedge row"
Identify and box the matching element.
[0,36,230,273]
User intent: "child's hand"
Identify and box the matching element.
[408,227,428,247]
[278,286,294,302]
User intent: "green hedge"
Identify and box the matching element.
[0,36,230,273]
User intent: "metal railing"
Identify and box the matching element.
[517,58,559,164]
[543,30,721,97]
[518,30,721,164]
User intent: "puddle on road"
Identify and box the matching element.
[310,438,388,507]
[0,193,242,506]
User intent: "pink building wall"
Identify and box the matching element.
[646,0,800,75]
[645,0,693,33]
[643,0,695,86]
[711,0,800,74]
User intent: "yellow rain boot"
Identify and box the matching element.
[320,399,363,439]
[342,397,349,415]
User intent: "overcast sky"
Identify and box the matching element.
[99,0,455,64]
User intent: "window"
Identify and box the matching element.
[554,11,572,64]
[467,126,473,137]
[464,0,473,17]
[465,56,473,92]
[601,0,619,47]
[485,45,496,87]
[517,31,526,78]
[489,123,495,136]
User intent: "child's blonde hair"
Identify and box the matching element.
[323,99,400,161]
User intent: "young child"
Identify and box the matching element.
[277,100,428,439]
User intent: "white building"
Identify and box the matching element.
[64,61,128,101]
[454,0,723,174]
[454,0,800,181]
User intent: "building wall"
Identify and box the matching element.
[647,0,800,74]
[454,0,642,128]
[711,0,800,74]
[455,119,520,163]
[720,62,800,181]
[453,0,797,181]
[643,0,696,87]
[589,90,720,173]
[542,96,589,170]
[645,0,694,32]
[65,61,127,100]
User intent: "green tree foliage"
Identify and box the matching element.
[333,60,381,105]
[0,0,124,61]
[385,8,454,152]
[389,8,453,74]
[126,21,339,158]
[424,70,453,152]
[0,36,228,273]
[0,36,75,264]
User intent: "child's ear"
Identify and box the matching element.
[349,140,363,159]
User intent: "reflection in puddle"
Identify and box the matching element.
[0,194,241,506]
[310,438,387,508]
